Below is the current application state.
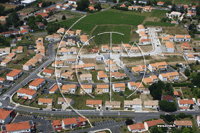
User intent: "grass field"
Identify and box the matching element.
[150,9,168,19]
[92,25,131,45]
[144,21,175,27]
[174,0,198,4]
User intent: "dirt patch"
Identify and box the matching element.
[82,58,96,63]
[162,27,189,35]
[146,17,160,22]
[140,45,153,52]
[2,4,17,10]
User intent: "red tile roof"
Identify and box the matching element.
[5,121,31,132]
[62,118,77,125]
[0,109,12,120]
[17,88,37,96]
[6,69,22,77]
[145,119,164,127]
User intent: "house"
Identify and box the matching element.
[0,78,5,83]
[43,69,54,76]
[159,73,168,82]
[56,4,63,9]
[161,95,174,102]
[185,54,195,60]
[0,47,10,55]
[151,75,158,83]
[38,98,53,105]
[53,120,62,132]
[127,82,144,91]
[28,58,39,66]
[192,5,196,10]
[6,53,16,59]
[83,63,95,70]
[80,73,92,81]
[1,59,11,66]
[143,77,154,85]
[112,47,122,52]
[174,35,185,42]
[105,59,116,66]
[61,84,77,94]
[52,61,63,67]
[174,120,192,128]
[105,65,119,72]
[57,97,73,106]
[142,6,153,12]
[166,42,174,53]
[77,117,87,127]
[120,4,126,8]
[132,66,144,74]
[29,78,46,90]
[67,58,77,64]
[97,71,108,80]
[49,84,59,94]
[96,84,109,94]
[76,30,82,36]
[58,47,77,55]
[1,120,34,133]
[140,39,150,45]
[105,101,121,109]
[0,16,7,22]
[111,72,127,79]
[157,1,164,6]
[86,99,102,108]
[62,118,78,129]
[127,123,146,133]
[88,47,100,53]
[148,62,168,72]
[174,91,181,97]
[66,30,75,36]
[6,69,22,81]
[187,11,195,17]
[80,35,89,45]
[167,72,179,81]
[80,84,92,94]
[178,99,194,109]
[185,35,191,42]
[88,6,95,11]
[181,43,191,51]
[124,98,142,111]
[68,0,78,4]
[12,46,23,53]
[55,69,62,77]
[57,28,65,34]
[66,39,76,46]
[17,88,37,99]
[101,45,109,52]
[144,119,164,130]
[166,11,181,19]
[0,109,15,125]
[112,83,125,92]
[144,100,159,109]
[45,34,61,42]
[64,3,71,7]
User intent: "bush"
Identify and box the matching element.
[172,83,188,87]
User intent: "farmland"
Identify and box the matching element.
[150,9,168,19]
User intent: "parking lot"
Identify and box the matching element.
[93,120,115,127]
[13,115,54,133]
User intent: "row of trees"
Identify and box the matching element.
[77,0,102,12]
[0,4,24,16]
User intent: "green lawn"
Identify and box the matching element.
[144,21,175,27]
[174,0,198,4]
[150,9,168,19]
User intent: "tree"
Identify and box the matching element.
[125,119,134,125]
[62,15,66,20]
[189,104,193,109]
[196,60,199,65]
[150,125,168,133]
[94,2,102,11]
[35,15,43,22]
[49,10,53,16]
[0,5,5,16]
[180,6,184,13]
[153,0,157,5]
[147,0,152,6]
[197,6,200,16]
[171,3,176,11]
[184,68,190,76]
[42,19,48,25]
[182,127,191,133]
[159,100,177,112]
[149,81,164,100]
[77,0,90,11]
[46,22,60,34]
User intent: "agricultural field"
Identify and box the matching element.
[174,0,199,4]
[150,9,168,19]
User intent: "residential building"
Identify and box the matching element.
[53,120,62,132]
[43,69,54,76]
[49,84,59,94]
[59,47,77,55]
[29,78,46,90]
[80,35,89,45]
[62,118,78,129]
[157,1,164,6]
[0,47,10,55]
[148,61,168,72]
[185,54,195,60]
[52,61,63,67]
[174,120,192,128]
[112,83,125,92]
[17,88,37,99]
[105,101,121,109]
[166,42,174,53]
[66,39,76,46]
[6,53,16,59]
[174,35,185,42]
[57,97,73,106]
[1,59,11,66]
[0,109,15,125]
[161,95,174,102]
[80,73,92,81]
[181,43,191,51]
[132,66,144,74]
[97,71,108,80]
[6,69,22,81]
[0,78,5,83]
[80,85,92,94]
[143,77,153,85]
[159,73,168,82]
[96,84,109,94]
[23,62,32,71]
[178,99,194,109]
[144,119,164,130]
[111,72,127,79]
[77,117,87,127]
[61,84,77,94]
[76,30,82,35]
[112,47,122,52]
[1,120,34,133]
[124,98,142,111]
[127,123,146,133]
[144,100,159,109]
[83,63,95,70]
[38,98,53,105]
[61,71,74,80]
[101,45,109,52]
[86,100,102,108]
[127,82,144,91]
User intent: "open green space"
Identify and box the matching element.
[150,9,168,19]
[144,21,175,27]
[174,0,198,4]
